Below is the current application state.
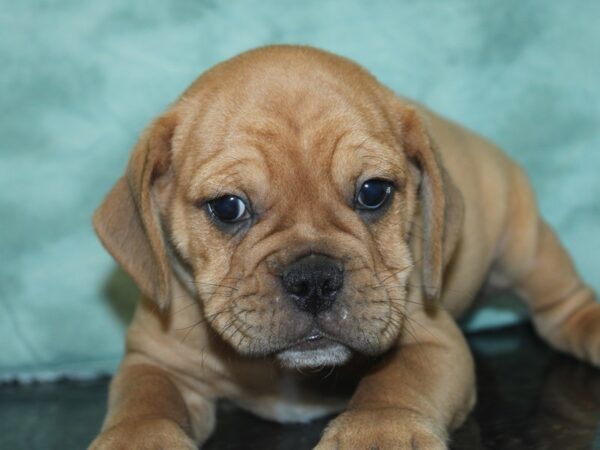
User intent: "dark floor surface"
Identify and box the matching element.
[2,322,600,450]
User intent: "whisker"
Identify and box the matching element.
[377,263,416,284]
[321,365,337,379]
[194,281,239,291]
[402,314,439,342]
[176,304,237,332]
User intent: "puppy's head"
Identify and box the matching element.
[94,46,462,368]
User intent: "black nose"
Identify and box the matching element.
[282,254,344,315]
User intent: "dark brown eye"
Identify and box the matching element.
[356,179,393,210]
[207,195,249,222]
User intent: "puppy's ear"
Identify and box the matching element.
[400,106,464,303]
[93,113,178,309]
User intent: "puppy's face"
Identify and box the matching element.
[95,47,455,369]
[163,54,418,369]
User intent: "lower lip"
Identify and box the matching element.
[287,333,337,351]
[277,335,352,368]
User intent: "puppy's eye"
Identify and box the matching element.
[356,179,393,210]
[207,195,249,223]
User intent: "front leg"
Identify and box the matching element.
[89,355,215,450]
[316,308,475,449]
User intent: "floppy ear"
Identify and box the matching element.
[400,106,464,303]
[93,113,178,309]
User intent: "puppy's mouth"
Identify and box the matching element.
[276,330,352,369]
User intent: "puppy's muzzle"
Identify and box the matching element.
[282,254,344,315]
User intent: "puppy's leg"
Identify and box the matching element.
[495,164,600,365]
[315,308,475,449]
[89,357,214,450]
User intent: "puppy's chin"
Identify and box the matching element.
[276,338,352,369]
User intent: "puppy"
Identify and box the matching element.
[90,45,600,449]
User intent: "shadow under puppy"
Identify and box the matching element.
[90,45,600,449]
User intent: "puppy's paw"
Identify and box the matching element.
[314,408,447,450]
[89,418,197,450]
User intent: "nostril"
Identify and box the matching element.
[321,266,344,294]
[321,277,340,297]
[291,280,312,298]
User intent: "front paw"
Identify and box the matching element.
[89,418,197,450]
[314,408,447,450]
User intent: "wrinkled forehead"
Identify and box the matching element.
[173,73,406,202]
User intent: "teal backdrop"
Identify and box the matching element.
[1,0,599,380]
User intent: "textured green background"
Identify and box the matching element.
[1,0,598,380]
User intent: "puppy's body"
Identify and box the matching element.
[90,46,599,449]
